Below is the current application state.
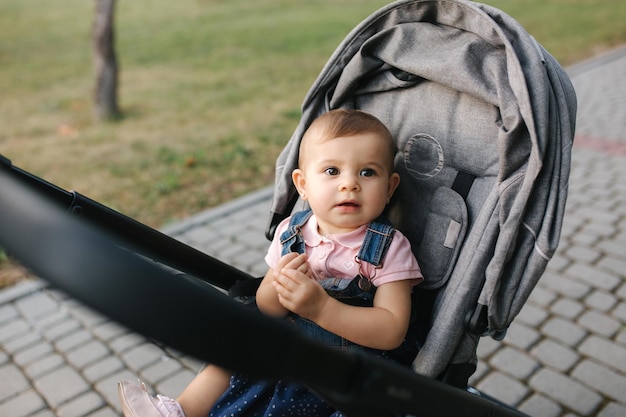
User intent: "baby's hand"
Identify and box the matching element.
[275,252,311,279]
[272,255,327,320]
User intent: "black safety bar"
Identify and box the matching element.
[0,155,249,290]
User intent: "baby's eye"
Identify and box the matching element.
[324,167,339,176]
[360,168,376,177]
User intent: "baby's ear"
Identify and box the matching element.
[292,169,307,200]
[387,172,401,201]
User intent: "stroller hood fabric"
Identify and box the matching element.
[269,0,576,377]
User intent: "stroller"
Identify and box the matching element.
[0,0,576,416]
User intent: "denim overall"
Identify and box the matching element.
[209,210,417,417]
[280,209,403,358]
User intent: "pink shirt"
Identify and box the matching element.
[265,214,423,287]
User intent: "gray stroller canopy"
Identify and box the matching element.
[269,0,577,378]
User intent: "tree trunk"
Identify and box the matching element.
[93,0,121,121]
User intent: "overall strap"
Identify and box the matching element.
[357,216,395,267]
[280,210,396,268]
[279,209,313,256]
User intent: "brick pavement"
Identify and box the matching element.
[1,47,626,417]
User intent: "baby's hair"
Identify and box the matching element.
[299,109,396,169]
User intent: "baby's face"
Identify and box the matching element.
[293,132,399,236]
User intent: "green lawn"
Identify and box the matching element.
[1,0,625,230]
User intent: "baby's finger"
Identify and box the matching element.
[284,253,308,270]
[276,252,299,270]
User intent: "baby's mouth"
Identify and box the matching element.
[336,201,360,208]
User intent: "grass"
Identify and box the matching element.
[1,0,394,226]
[490,0,626,63]
[1,0,625,287]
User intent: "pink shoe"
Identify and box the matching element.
[118,380,185,417]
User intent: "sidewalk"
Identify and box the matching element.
[1,46,626,417]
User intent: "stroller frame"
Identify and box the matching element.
[1,154,527,417]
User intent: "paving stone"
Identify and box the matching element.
[140,356,183,384]
[109,332,146,354]
[0,363,30,401]
[0,389,46,417]
[577,310,621,337]
[24,353,65,379]
[546,253,570,273]
[564,263,620,291]
[516,302,549,327]
[584,290,617,312]
[215,242,247,267]
[235,228,269,250]
[15,292,58,320]
[541,317,587,347]
[570,230,600,246]
[579,336,626,373]
[0,304,18,324]
[528,285,558,306]
[518,394,562,417]
[66,339,110,368]
[42,317,82,341]
[92,320,129,342]
[0,319,30,343]
[597,240,626,259]
[617,283,626,300]
[489,347,538,379]
[564,245,601,264]
[83,356,125,383]
[570,231,600,247]
[31,409,60,416]
[529,368,602,415]
[574,207,620,224]
[87,407,119,417]
[475,371,529,407]
[2,331,40,354]
[550,298,584,319]
[121,342,166,372]
[155,368,196,399]
[56,391,105,417]
[580,220,616,239]
[598,256,626,277]
[502,322,540,350]
[598,402,626,417]
[612,302,626,322]
[572,360,626,402]
[94,369,140,413]
[237,254,268,276]
[34,309,68,330]
[12,341,53,367]
[179,226,215,247]
[531,339,579,371]
[55,329,92,353]
[539,271,591,299]
[34,366,89,408]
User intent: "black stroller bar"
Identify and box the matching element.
[0,157,529,417]
[0,155,250,290]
